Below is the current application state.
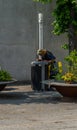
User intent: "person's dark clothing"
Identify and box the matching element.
[37,50,57,79]
[42,50,57,79]
[42,51,56,61]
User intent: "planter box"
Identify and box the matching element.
[0,79,17,91]
[51,82,77,97]
[42,80,77,97]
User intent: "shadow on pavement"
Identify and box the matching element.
[0,89,77,105]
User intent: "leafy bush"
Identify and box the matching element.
[0,70,12,81]
[54,50,77,83]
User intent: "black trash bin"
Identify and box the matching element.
[31,61,49,91]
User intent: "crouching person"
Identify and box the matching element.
[37,49,57,79]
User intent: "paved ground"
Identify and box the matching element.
[0,85,77,130]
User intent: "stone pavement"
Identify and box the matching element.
[0,85,77,130]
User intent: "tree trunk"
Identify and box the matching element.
[69,6,77,52]
[69,26,77,52]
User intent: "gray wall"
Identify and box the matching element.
[0,0,68,81]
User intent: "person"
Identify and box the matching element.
[37,49,57,79]
[37,49,56,62]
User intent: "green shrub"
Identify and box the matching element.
[0,70,12,81]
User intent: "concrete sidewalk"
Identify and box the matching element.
[0,85,77,130]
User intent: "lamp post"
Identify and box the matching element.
[38,13,43,50]
[38,13,46,90]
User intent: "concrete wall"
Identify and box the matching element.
[0,0,68,81]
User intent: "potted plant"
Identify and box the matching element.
[0,69,16,91]
[55,49,77,83]
[50,49,77,97]
[0,70,12,81]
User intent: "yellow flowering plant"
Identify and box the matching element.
[58,61,62,73]
[61,72,74,83]
[54,50,77,83]
[54,61,63,81]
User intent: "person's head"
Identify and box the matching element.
[37,49,46,56]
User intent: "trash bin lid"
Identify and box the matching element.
[31,61,49,66]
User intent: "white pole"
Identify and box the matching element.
[38,13,43,50]
[38,13,45,90]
